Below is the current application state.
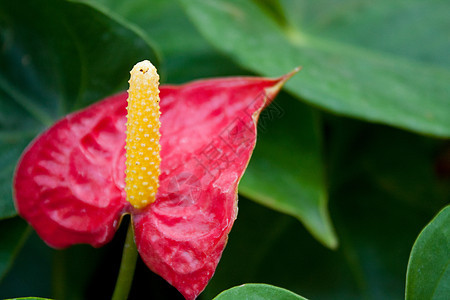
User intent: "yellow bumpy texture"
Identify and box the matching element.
[125,60,161,209]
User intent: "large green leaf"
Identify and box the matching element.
[405,205,450,300]
[281,1,449,68]
[240,94,336,249]
[0,140,31,219]
[0,0,157,218]
[5,298,53,300]
[214,284,308,300]
[179,0,450,137]
[0,218,30,282]
[78,0,248,83]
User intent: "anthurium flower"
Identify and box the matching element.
[13,61,295,299]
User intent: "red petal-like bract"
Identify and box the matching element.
[14,73,292,299]
[14,94,128,247]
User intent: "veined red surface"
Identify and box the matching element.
[14,72,295,299]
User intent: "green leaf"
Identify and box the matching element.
[179,0,450,137]
[405,205,450,300]
[281,1,449,68]
[0,218,30,282]
[78,0,248,83]
[0,0,157,218]
[214,283,308,300]
[240,95,337,249]
[4,298,53,300]
[0,140,32,219]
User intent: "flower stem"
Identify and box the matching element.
[112,220,138,300]
[52,250,66,299]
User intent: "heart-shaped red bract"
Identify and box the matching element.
[14,73,293,299]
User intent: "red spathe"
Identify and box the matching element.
[14,74,293,299]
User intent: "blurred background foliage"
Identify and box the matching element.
[0,0,448,299]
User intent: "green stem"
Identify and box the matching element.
[112,220,138,300]
[52,250,66,300]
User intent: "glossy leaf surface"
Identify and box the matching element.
[0,0,157,219]
[14,74,291,299]
[80,0,247,83]
[179,0,450,137]
[213,283,307,300]
[240,95,336,248]
[406,205,450,300]
[4,298,52,300]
